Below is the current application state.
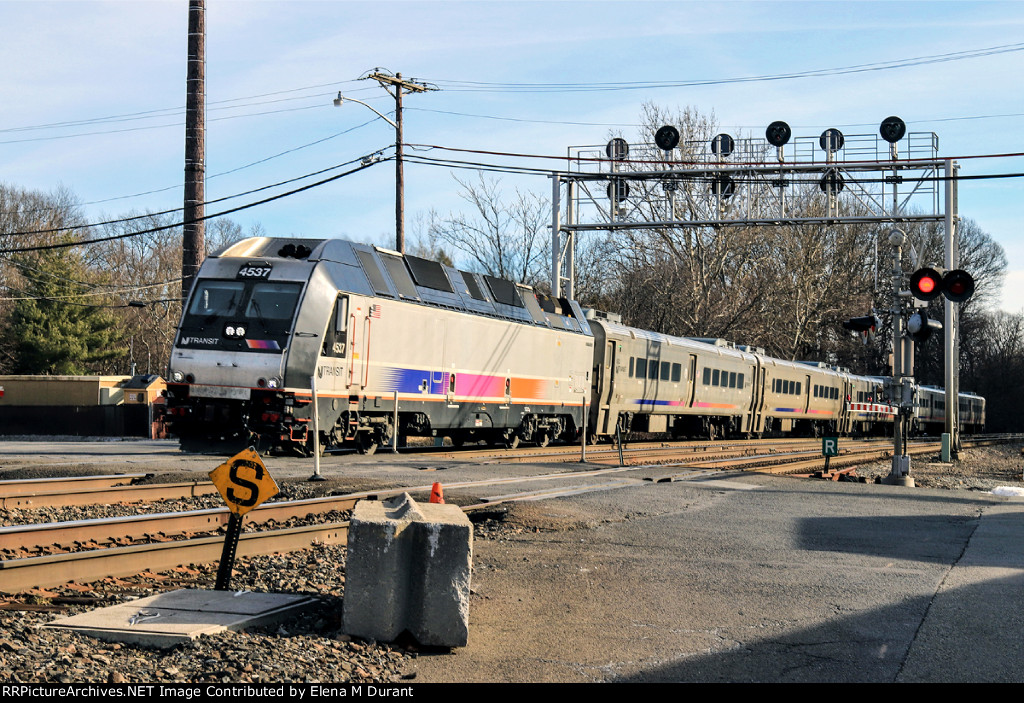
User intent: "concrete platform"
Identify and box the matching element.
[43,589,317,649]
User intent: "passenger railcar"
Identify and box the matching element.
[916,385,986,435]
[586,322,893,440]
[588,321,759,439]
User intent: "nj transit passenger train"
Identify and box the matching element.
[162,238,984,454]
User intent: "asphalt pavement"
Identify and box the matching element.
[403,472,1024,683]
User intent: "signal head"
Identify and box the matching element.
[942,269,975,302]
[879,116,907,144]
[606,138,629,160]
[711,133,735,156]
[655,125,680,151]
[765,121,792,147]
[909,267,943,301]
[819,128,845,153]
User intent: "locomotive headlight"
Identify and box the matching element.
[171,371,184,382]
[267,376,281,389]
[225,325,236,336]
[235,326,246,337]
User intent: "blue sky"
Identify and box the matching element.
[3,0,1024,310]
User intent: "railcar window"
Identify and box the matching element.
[483,275,524,307]
[246,282,302,320]
[796,382,801,395]
[661,361,670,381]
[712,369,720,386]
[460,271,488,301]
[356,250,394,297]
[629,357,635,377]
[703,368,711,385]
[636,358,647,378]
[738,374,744,389]
[380,253,420,299]
[405,254,454,293]
[729,372,737,388]
[648,361,658,380]
[189,281,244,317]
[671,363,681,382]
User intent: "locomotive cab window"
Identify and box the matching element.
[190,281,244,317]
[245,282,302,321]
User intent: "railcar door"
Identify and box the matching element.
[599,340,616,408]
[686,355,698,407]
[745,361,760,434]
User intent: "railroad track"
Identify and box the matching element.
[1,434,1016,595]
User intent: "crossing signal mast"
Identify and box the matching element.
[882,229,975,485]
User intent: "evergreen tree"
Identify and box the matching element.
[5,247,124,375]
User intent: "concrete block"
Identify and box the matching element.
[343,493,472,647]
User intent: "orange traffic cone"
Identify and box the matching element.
[429,482,445,504]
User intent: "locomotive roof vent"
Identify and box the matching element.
[277,243,313,259]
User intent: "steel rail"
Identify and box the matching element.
[0,481,218,509]
[0,522,349,593]
[0,474,150,498]
[0,494,361,553]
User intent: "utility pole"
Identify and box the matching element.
[181,0,206,300]
[364,70,435,253]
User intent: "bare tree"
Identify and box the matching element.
[428,174,549,286]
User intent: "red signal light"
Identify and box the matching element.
[909,268,944,302]
[942,270,975,303]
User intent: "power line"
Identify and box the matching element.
[2,150,390,237]
[426,42,1024,93]
[0,157,390,254]
[0,118,384,217]
[0,80,373,135]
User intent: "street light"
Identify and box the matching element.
[334,91,404,253]
[333,93,397,128]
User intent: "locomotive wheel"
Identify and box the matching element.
[505,434,520,450]
[537,432,550,448]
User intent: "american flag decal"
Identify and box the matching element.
[370,304,382,318]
